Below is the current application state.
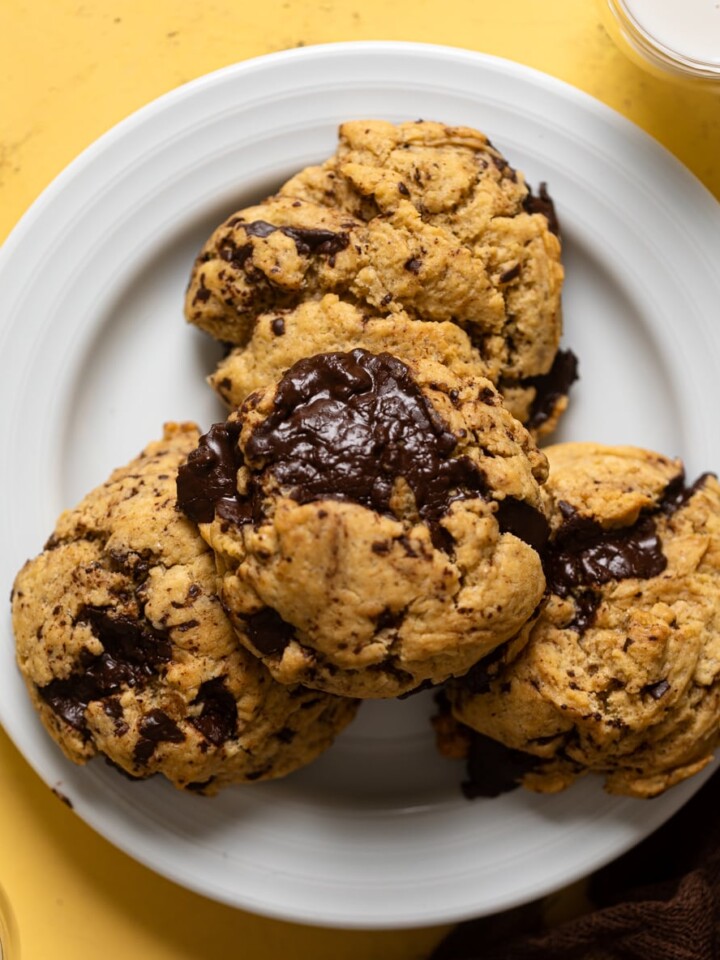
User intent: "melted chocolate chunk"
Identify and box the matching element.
[134,709,185,765]
[463,730,542,799]
[244,349,487,539]
[243,220,350,256]
[190,677,238,746]
[463,642,512,695]
[39,608,172,735]
[570,589,601,634]
[545,508,667,598]
[522,182,560,236]
[244,608,296,656]
[524,350,579,431]
[660,471,713,516]
[177,421,259,526]
[495,498,549,552]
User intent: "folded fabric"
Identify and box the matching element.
[432,770,720,960]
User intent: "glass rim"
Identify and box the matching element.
[608,0,720,78]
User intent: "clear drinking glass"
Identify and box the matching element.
[601,0,720,85]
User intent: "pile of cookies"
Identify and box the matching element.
[11,120,720,801]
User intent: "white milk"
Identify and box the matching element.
[622,0,720,66]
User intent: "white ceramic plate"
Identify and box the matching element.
[2,42,720,930]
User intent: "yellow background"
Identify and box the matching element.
[1,2,718,957]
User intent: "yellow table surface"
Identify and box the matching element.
[1,2,718,957]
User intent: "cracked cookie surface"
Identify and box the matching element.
[11,423,357,794]
[178,350,549,699]
[280,120,567,429]
[447,442,720,798]
[186,120,571,437]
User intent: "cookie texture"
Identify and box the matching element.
[178,349,549,699]
[280,120,566,418]
[11,423,357,794]
[186,120,570,436]
[447,443,720,799]
[209,293,491,407]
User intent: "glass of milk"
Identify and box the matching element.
[602,0,720,83]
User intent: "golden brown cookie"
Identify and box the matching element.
[209,294,576,440]
[446,443,720,799]
[11,423,357,794]
[186,120,571,437]
[178,350,549,699]
[280,119,567,426]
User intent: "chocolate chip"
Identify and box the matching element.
[271,317,285,336]
[190,676,238,746]
[522,182,560,236]
[643,679,671,700]
[243,220,350,257]
[244,608,296,656]
[403,257,422,274]
[133,709,185,765]
[39,608,172,735]
[522,349,579,431]
[499,263,521,283]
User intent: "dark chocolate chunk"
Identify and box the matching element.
[404,257,422,274]
[463,730,542,799]
[133,708,185,765]
[545,506,667,597]
[644,679,671,700]
[275,726,296,743]
[495,498,549,552]
[660,471,713,516]
[463,642,512,695]
[243,220,349,257]
[244,607,296,656]
[271,316,286,336]
[190,677,238,746]
[523,182,560,236]
[570,589,601,634]
[499,263,521,283]
[244,349,487,541]
[39,608,172,735]
[177,420,260,526]
[524,349,579,431]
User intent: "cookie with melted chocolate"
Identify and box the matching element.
[447,442,720,799]
[11,424,357,793]
[280,119,569,436]
[187,120,573,439]
[178,349,550,699]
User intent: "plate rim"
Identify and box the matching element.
[1,40,720,930]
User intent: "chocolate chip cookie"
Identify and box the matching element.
[186,120,572,437]
[446,443,720,798]
[11,423,357,794]
[178,350,550,699]
[281,119,568,431]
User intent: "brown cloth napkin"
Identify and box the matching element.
[431,769,720,960]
